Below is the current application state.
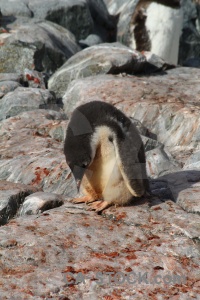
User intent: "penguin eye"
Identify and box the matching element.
[81,162,88,168]
[108,136,113,143]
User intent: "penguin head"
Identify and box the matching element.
[64,131,93,188]
[64,108,94,189]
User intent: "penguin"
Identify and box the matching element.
[64,101,149,212]
[129,0,183,65]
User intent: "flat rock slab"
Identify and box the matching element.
[0,181,38,225]
[0,199,199,299]
[0,109,76,197]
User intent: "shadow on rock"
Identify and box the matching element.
[149,169,200,208]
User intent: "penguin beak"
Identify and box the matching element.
[76,179,81,190]
[70,165,85,191]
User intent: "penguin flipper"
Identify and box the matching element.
[114,122,147,197]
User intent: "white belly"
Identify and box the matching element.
[81,126,133,205]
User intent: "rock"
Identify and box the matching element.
[183,150,200,170]
[144,51,175,71]
[48,43,147,98]
[0,0,32,18]
[19,192,64,216]
[0,20,81,74]
[179,0,200,65]
[151,170,200,201]
[141,135,163,152]
[62,67,200,156]
[1,0,116,43]
[183,57,200,68]
[0,110,77,197]
[103,0,130,15]
[0,180,39,225]
[0,0,94,40]
[0,87,57,121]
[0,81,21,98]
[0,73,23,83]
[49,42,172,99]
[177,186,200,214]
[79,34,103,48]
[0,2,199,298]
[0,198,199,298]
[146,147,180,178]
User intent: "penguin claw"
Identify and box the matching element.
[87,200,110,212]
[71,196,97,204]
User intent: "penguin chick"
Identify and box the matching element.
[64,101,148,212]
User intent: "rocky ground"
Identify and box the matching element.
[0,0,200,299]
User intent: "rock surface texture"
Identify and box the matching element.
[0,0,199,299]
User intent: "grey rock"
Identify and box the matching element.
[146,147,180,178]
[103,0,131,15]
[177,186,200,214]
[0,180,38,225]
[152,170,200,202]
[0,81,21,98]
[49,43,147,98]
[0,0,32,18]
[0,0,94,41]
[0,20,81,74]
[0,87,57,121]
[144,51,175,71]
[79,34,103,48]
[0,73,23,83]
[28,0,94,40]
[141,135,163,152]
[19,192,64,216]
[184,150,200,170]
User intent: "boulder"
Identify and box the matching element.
[103,0,131,15]
[177,185,200,214]
[19,192,64,216]
[0,81,21,98]
[146,147,180,178]
[48,43,147,98]
[48,43,173,98]
[0,181,39,225]
[0,0,94,40]
[0,87,57,121]
[0,20,81,74]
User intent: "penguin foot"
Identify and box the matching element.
[71,196,97,204]
[87,200,110,212]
